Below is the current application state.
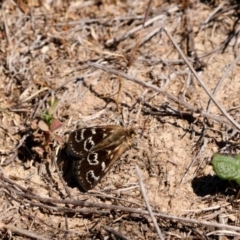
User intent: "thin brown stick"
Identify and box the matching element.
[2,176,240,233]
[105,14,167,46]
[164,28,240,131]
[0,222,49,240]
[206,52,240,112]
[2,133,30,166]
[104,226,131,240]
[53,146,72,198]
[87,62,237,129]
[136,166,164,240]
[143,0,153,28]
[9,187,240,233]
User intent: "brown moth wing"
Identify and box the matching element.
[68,125,133,158]
[67,125,135,191]
[72,141,130,191]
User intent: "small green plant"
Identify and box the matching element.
[38,100,63,143]
[212,154,240,185]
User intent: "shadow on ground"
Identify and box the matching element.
[192,175,239,197]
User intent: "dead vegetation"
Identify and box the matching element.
[1,0,240,239]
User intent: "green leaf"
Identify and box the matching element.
[41,100,59,126]
[42,111,54,125]
[47,100,58,116]
[212,154,240,185]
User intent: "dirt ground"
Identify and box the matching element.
[1,0,240,239]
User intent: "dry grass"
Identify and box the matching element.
[1,0,240,239]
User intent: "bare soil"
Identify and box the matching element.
[1,0,240,239]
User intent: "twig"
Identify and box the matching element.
[0,222,49,240]
[87,62,237,129]
[2,178,240,233]
[105,14,168,46]
[21,212,87,236]
[136,166,164,240]
[172,137,208,198]
[143,0,153,28]
[201,2,226,30]
[53,145,72,198]
[104,226,131,240]
[206,52,240,112]
[2,133,30,166]
[164,28,240,131]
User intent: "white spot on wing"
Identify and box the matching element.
[81,129,85,140]
[68,139,83,157]
[75,129,86,142]
[84,136,95,151]
[101,162,106,171]
[87,152,99,165]
[86,170,99,184]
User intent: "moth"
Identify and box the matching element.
[212,153,240,185]
[67,125,135,191]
